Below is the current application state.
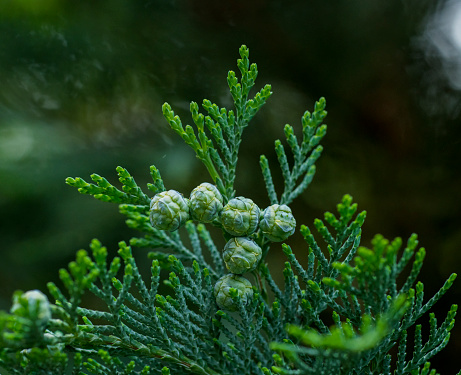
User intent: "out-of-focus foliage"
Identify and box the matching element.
[1,0,460,372]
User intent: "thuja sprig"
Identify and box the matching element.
[260,97,327,205]
[162,45,272,201]
[66,166,151,205]
[273,195,366,324]
[48,240,224,374]
[262,193,458,374]
[47,246,99,329]
[394,305,457,374]
[323,234,457,318]
[270,295,408,374]
[1,45,459,375]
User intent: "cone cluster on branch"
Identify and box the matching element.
[149,183,296,311]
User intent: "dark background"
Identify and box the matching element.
[1,0,460,372]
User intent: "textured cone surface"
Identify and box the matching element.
[259,204,296,242]
[214,274,253,311]
[220,196,260,236]
[223,237,262,274]
[149,190,190,231]
[189,182,223,223]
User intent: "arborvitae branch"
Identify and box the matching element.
[162,45,272,202]
[259,98,327,206]
[1,45,458,375]
[66,166,151,205]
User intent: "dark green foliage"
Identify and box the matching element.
[259,98,326,206]
[0,46,457,375]
[66,167,151,205]
[162,45,272,202]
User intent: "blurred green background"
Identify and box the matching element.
[1,0,460,371]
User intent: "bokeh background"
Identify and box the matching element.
[1,0,460,372]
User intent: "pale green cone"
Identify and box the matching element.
[214,274,253,311]
[223,237,262,274]
[189,182,223,223]
[259,204,296,242]
[149,190,190,231]
[11,290,51,328]
[220,197,260,236]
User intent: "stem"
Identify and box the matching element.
[252,269,268,303]
[202,153,221,185]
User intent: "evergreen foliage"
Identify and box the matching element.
[0,45,458,375]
